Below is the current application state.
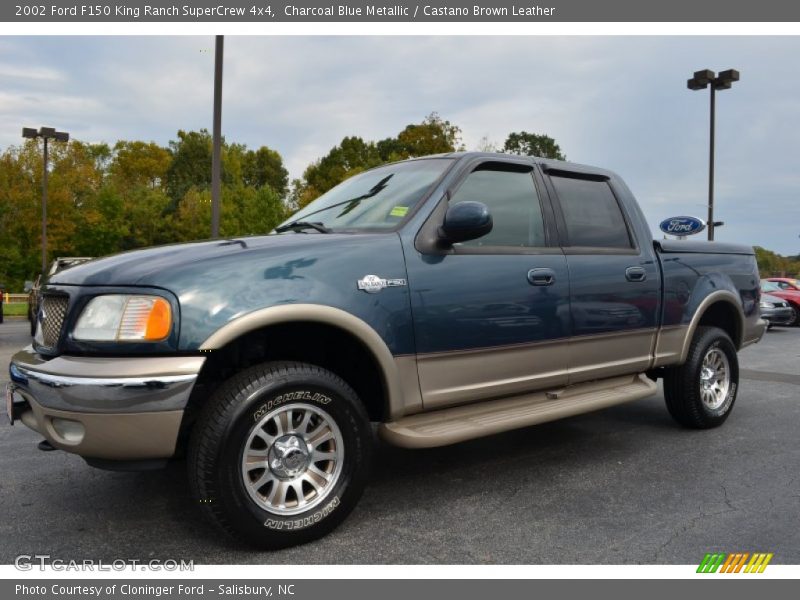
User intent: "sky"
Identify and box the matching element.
[1,35,799,255]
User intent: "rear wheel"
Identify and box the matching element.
[663,326,739,429]
[188,361,373,549]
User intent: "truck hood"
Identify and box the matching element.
[48,232,412,351]
[50,233,384,288]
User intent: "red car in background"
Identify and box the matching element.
[762,279,800,326]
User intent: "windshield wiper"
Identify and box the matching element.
[287,173,396,222]
[274,220,332,234]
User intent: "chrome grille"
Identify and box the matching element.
[39,295,69,348]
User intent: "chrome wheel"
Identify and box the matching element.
[241,402,344,516]
[699,348,730,410]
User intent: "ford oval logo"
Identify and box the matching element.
[659,216,706,236]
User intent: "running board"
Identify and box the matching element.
[379,374,657,448]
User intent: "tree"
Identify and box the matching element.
[754,246,800,277]
[382,112,464,161]
[242,146,289,197]
[110,141,171,189]
[293,113,464,209]
[295,136,382,209]
[165,129,214,205]
[474,135,498,153]
[502,131,566,160]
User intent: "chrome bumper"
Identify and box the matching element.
[7,346,205,460]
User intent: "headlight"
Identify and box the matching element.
[73,295,172,342]
[759,301,772,309]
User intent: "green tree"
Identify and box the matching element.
[296,136,382,209]
[165,129,214,205]
[502,131,566,160]
[754,246,800,277]
[388,112,464,160]
[242,146,289,197]
[294,113,464,209]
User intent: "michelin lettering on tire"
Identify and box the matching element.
[264,496,341,530]
[252,390,332,422]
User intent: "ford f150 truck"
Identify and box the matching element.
[7,152,766,548]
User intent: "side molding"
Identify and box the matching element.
[199,304,419,419]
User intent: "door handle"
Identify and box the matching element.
[625,266,647,282]
[528,268,556,286]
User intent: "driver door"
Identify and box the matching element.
[405,159,571,410]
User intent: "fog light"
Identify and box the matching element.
[50,417,85,444]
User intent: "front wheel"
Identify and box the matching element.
[663,326,739,429]
[788,306,798,327]
[188,362,373,549]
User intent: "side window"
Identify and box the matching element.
[778,282,790,290]
[451,164,546,248]
[551,176,633,249]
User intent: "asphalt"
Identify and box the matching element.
[0,318,798,564]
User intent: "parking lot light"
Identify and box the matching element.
[21,126,70,274]
[687,68,740,241]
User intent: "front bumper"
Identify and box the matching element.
[7,346,205,460]
[761,306,794,326]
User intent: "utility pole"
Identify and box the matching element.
[211,35,224,238]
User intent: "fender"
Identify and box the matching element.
[679,290,745,363]
[199,304,420,419]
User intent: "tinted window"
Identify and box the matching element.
[551,176,633,248]
[452,165,545,248]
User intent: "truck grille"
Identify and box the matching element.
[39,295,69,348]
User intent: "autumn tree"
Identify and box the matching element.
[293,113,464,209]
[502,131,566,160]
[110,141,171,189]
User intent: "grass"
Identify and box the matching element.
[2,302,29,317]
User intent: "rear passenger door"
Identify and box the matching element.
[545,170,660,383]
[408,159,571,409]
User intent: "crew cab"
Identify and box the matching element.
[6,153,766,548]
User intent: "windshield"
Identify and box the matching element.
[761,281,780,292]
[280,158,453,231]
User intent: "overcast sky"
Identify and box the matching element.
[1,36,798,254]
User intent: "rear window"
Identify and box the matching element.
[551,176,633,249]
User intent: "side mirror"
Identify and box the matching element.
[438,201,493,245]
[24,281,33,292]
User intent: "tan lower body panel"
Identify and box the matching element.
[416,340,569,410]
[19,395,183,460]
[379,374,657,448]
[567,328,658,384]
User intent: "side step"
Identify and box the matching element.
[379,374,657,448]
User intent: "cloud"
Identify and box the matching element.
[0,35,798,254]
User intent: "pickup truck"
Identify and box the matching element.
[7,152,766,548]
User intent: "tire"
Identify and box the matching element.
[188,361,373,549]
[663,326,739,429]
[788,306,798,327]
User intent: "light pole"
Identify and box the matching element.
[211,35,223,238]
[687,68,739,241]
[22,126,70,274]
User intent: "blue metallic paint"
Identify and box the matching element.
[44,153,760,369]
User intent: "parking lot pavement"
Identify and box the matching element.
[1,318,798,565]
